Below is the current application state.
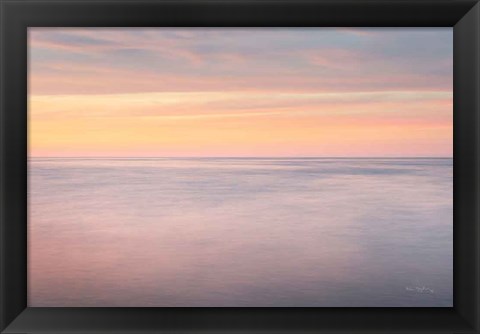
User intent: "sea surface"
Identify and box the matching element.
[28,158,453,307]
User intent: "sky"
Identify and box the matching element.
[29,28,452,157]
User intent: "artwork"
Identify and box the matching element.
[28,28,453,307]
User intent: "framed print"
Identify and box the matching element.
[1,0,479,333]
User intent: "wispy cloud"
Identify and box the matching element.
[29,28,453,157]
[29,28,452,95]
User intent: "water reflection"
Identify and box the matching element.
[28,158,452,307]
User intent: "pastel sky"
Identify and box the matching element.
[29,28,452,157]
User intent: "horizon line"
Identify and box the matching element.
[28,156,454,159]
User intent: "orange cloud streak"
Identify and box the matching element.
[30,91,452,157]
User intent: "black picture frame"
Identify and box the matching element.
[1,0,479,333]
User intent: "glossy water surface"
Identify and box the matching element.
[28,158,452,307]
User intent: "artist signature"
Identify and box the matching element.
[405,286,435,294]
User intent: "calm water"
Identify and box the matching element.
[28,158,453,307]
